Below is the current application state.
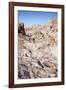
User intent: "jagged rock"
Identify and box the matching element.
[18,18,58,79]
[18,23,26,35]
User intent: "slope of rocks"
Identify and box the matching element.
[18,18,58,79]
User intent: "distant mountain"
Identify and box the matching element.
[24,18,57,36]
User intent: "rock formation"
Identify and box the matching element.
[18,18,58,79]
[18,23,26,35]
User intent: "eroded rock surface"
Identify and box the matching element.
[18,18,58,79]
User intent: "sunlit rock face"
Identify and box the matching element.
[18,18,58,79]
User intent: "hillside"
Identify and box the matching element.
[18,18,58,79]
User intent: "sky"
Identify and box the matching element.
[18,10,57,26]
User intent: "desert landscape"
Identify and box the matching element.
[18,18,58,79]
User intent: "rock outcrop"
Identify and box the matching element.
[18,23,26,35]
[18,18,58,79]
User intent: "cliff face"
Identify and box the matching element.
[18,23,26,35]
[18,18,58,79]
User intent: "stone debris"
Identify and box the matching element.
[18,18,58,79]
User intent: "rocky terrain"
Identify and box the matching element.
[18,18,58,79]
